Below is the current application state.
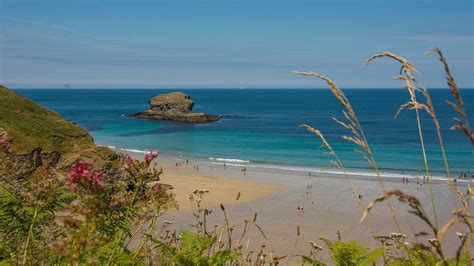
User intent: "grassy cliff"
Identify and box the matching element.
[0,85,95,154]
[0,86,122,179]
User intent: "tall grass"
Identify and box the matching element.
[293,71,402,233]
[295,48,472,265]
[299,125,378,237]
[364,51,442,227]
[427,48,474,144]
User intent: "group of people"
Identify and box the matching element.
[457,171,472,180]
[173,158,249,175]
[401,177,410,184]
[173,159,202,173]
[402,176,425,189]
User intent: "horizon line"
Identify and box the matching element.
[9,87,474,90]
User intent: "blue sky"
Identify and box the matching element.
[1,0,473,88]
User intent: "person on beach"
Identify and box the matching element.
[224,163,226,169]
[297,205,304,216]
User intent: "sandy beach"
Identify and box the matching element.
[127,153,473,262]
[158,161,286,211]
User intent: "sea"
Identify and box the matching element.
[14,89,474,180]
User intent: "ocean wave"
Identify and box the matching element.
[120,148,147,154]
[115,147,468,183]
[208,157,250,164]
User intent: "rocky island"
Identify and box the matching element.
[132,92,221,123]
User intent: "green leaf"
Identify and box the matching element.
[152,239,177,259]
[448,252,472,266]
[358,248,384,265]
[329,240,381,266]
[114,250,145,265]
[177,231,216,260]
[208,250,240,265]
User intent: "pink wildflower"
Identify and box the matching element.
[144,150,159,164]
[152,182,162,190]
[123,154,133,169]
[0,139,11,153]
[67,161,106,191]
[16,109,22,114]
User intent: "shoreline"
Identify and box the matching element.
[111,146,473,185]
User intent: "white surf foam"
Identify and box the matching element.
[117,147,469,183]
[210,160,463,182]
[120,148,147,154]
[208,157,250,164]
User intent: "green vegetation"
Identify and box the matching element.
[0,86,94,154]
[301,238,384,266]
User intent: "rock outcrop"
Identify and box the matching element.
[132,92,220,123]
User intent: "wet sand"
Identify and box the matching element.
[130,153,473,263]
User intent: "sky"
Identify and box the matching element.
[0,0,473,88]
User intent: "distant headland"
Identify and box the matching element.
[132,92,221,123]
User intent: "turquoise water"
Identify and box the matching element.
[15,89,474,178]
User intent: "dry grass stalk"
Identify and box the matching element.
[300,125,377,236]
[363,52,417,74]
[294,71,401,232]
[426,47,474,144]
[419,88,453,179]
[425,47,474,253]
[365,51,474,255]
[360,189,449,262]
[366,49,467,233]
[286,225,301,266]
[363,52,459,228]
[362,188,473,264]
